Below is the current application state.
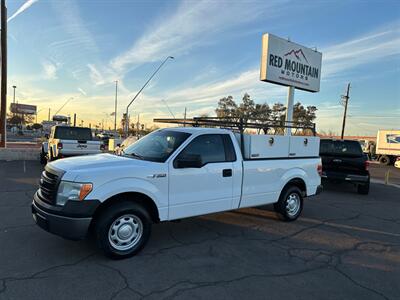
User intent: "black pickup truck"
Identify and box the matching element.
[320,139,370,194]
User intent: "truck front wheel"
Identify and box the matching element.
[95,202,152,259]
[274,186,303,221]
[379,155,391,165]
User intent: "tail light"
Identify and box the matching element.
[317,164,323,176]
[57,142,63,149]
[364,160,369,171]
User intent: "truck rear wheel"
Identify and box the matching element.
[95,202,151,259]
[379,155,391,165]
[357,181,370,195]
[274,186,303,221]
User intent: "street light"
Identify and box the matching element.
[35,108,46,124]
[12,85,16,116]
[124,56,174,135]
[114,80,118,133]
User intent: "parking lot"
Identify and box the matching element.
[0,160,399,300]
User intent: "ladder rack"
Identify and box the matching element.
[153,117,316,136]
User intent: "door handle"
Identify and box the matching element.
[333,159,342,163]
[222,169,232,177]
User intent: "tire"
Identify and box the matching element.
[95,201,152,259]
[379,155,391,165]
[48,149,54,162]
[357,182,369,195]
[274,186,303,221]
[40,149,47,165]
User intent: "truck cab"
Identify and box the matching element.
[32,122,322,259]
[47,125,102,161]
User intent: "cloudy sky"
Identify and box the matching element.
[7,0,400,135]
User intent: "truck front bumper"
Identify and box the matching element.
[32,193,100,240]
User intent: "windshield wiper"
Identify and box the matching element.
[127,152,144,160]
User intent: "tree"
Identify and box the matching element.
[6,114,33,126]
[215,96,238,120]
[238,93,255,122]
[214,93,317,135]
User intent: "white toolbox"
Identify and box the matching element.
[236,133,319,159]
[288,136,320,158]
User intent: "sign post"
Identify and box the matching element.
[260,33,322,135]
[285,86,295,135]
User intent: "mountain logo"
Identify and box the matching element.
[284,49,309,63]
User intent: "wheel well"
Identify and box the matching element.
[282,178,307,197]
[92,192,160,225]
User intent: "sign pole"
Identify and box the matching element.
[0,0,7,148]
[285,86,295,136]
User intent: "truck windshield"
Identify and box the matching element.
[123,130,191,162]
[54,127,93,140]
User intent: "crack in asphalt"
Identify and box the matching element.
[0,253,96,295]
[96,262,144,299]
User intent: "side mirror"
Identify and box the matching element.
[174,154,202,168]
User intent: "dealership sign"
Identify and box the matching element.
[260,33,322,92]
[10,103,37,115]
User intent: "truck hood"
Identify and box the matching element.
[47,153,161,182]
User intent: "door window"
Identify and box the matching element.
[176,134,227,166]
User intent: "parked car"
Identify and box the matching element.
[319,139,370,194]
[42,125,102,162]
[113,136,138,155]
[32,127,322,259]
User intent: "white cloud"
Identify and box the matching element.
[322,26,400,79]
[42,60,59,80]
[110,0,282,72]
[78,88,87,96]
[7,0,39,23]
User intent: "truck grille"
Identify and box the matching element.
[38,170,60,204]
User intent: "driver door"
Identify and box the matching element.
[168,134,235,220]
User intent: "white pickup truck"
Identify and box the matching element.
[32,126,322,259]
[43,125,102,162]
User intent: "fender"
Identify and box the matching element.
[87,177,168,221]
[279,167,308,193]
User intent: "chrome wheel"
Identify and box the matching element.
[108,214,143,251]
[286,193,300,217]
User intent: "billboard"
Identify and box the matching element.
[260,33,322,92]
[10,103,37,115]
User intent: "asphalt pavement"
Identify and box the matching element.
[0,160,399,300]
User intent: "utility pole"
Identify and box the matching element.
[340,83,351,139]
[12,85,15,116]
[125,56,174,136]
[0,0,7,148]
[136,114,140,137]
[73,113,76,126]
[183,107,187,127]
[114,80,118,133]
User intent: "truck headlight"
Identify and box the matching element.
[56,181,93,206]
